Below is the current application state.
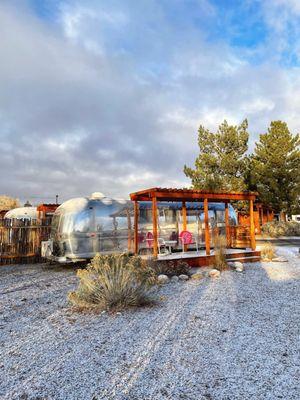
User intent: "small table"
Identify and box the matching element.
[163,240,177,254]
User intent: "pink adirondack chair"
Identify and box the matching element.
[146,231,154,248]
[146,231,167,254]
[179,230,198,253]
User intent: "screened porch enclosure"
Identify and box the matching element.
[133,201,240,254]
[130,188,258,258]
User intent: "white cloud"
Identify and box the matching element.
[0,0,300,203]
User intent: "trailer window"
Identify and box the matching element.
[74,210,92,233]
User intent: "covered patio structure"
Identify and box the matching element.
[130,187,259,265]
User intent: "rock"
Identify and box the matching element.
[228,261,242,268]
[171,275,179,283]
[228,261,244,272]
[209,269,221,278]
[187,267,202,276]
[178,274,189,281]
[235,264,244,273]
[200,267,212,277]
[157,274,169,284]
[230,261,244,272]
[191,272,203,280]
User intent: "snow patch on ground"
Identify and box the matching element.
[0,248,299,399]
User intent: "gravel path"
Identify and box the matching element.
[1,247,299,400]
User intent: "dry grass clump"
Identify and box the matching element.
[262,221,300,237]
[149,259,190,276]
[261,243,276,261]
[68,253,156,312]
[213,235,228,271]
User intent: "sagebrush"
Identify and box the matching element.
[213,235,228,271]
[262,221,300,237]
[261,243,276,260]
[68,253,156,312]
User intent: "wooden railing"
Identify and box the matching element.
[229,225,251,248]
[0,218,52,265]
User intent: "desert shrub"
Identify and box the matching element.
[68,253,156,312]
[262,221,300,237]
[149,259,190,276]
[213,235,228,271]
[261,243,276,260]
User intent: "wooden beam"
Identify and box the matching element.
[152,197,158,258]
[225,202,230,247]
[134,201,139,255]
[204,198,210,255]
[250,199,256,250]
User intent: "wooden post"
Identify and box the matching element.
[280,211,286,222]
[127,210,132,252]
[182,201,187,230]
[182,201,187,251]
[260,206,264,226]
[204,198,210,255]
[152,197,158,258]
[250,199,256,250]
[134,201,139,255]
[225,202,230,247]
[267,209,270,222]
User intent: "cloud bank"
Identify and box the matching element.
[0,0,300,202]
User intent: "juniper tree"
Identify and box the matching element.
[252,121,300,214]
[184,119,249,191]
[0,196,20,211]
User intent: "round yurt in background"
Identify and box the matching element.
[4,206,38,220]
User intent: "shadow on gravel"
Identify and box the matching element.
[41,261,87,272]
[0,261,86,278]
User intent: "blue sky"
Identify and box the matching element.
[27,0,298,65]
[0,0,300,201]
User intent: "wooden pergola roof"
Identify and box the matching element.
[130,187,258,202]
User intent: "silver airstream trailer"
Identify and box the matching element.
[42,192,238,263]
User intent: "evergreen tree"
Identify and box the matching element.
[252,121,300,214]
[0,195,20,211]
[184,119,249,191]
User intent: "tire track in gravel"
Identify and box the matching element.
[106,281,208,399]
[2,285,182,399]
[123,272,240,399]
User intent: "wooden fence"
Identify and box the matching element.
[0,218,52,265]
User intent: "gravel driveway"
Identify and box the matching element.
[1,247,299,400]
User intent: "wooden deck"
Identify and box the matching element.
[142,248,261,267]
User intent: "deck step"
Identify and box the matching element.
[225,251,261,257]
[226,256,261,263]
